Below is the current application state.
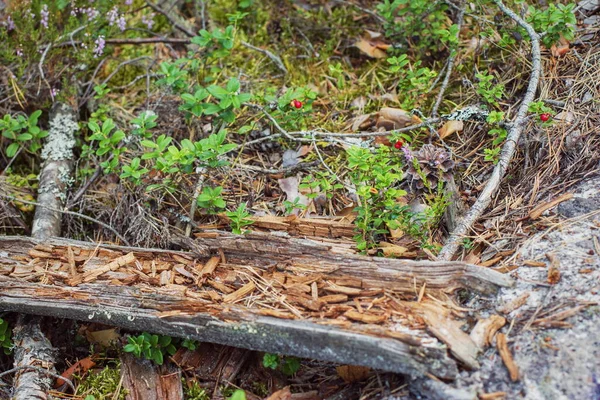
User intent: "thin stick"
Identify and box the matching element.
[437,0,542,260]
[241,41,288,75]
[0,366,75,393]
[431,3,466,117]
[145,1,195,38]
[2,195,131,246]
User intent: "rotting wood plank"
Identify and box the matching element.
[0,234,513,379]
[0,276,458,379]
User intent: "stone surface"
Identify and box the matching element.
[455,176,600,399]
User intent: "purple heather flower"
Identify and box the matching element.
[84,7,99,20]
[93,35,105,57]
[117,16,126,31]
[16,48,23,57]
[40,4,49,29]
[402,146,413,163]
[50,88,60,98]
[6,16,15,31]
[141,13,154,30]
[107,7,118,25]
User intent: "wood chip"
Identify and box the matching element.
[257,309,296,319]
[470,315,506,349]
[201,256,221,275]
[174,265,194,279]
[344,310,387,324]
[419,303,480,369]
[159,270,172,286]
[325,283,362,295]
[28,249,53,259]
[74,252,137,284]
[291,296,323,311]
[479,392,506,400]
[528,193,573,219]
[320,294,348,303]
[206,279,234,294]
[223,281,256,303]
[496,333,519,382]
[522,260,546,267]
[311,282,318,301]
[480,256,502,267]
[497,293,529,314]
[546,253,560,285]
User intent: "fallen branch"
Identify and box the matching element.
[437,0,542,260]
[12,103,78,400]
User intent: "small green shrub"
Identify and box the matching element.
[0,318,12,354]
[122,332,177,365]
[262,353,300,376]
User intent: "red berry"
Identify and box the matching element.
[394,141,403,149]
[540,113,551,122]
[291,99,303,109]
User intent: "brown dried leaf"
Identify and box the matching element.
[265,386,292,400]
[354,38,388,59]
[86,328,119,347]
[438,120,464,139]
[376,107,421,130]
[379,243,408,257]
[350,113,374,132]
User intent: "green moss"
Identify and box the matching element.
[182,379,210,400]
[75,362,127,400]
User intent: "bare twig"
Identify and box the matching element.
[0,366,75,393]
[437,0,542,260]
[2,195,130,246]
[145,1,195,38]
[241,41,288,75]
[431,3,466,117]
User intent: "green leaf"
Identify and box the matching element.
[111,131,125,144]
[262,353,279,369]
[281,357,300,376]
[88,120,100,132]
[153,350,164,365]
[203,103,222,115]
[237,93,252,103]
[228,390,247,400]
[226,78,240,93]
[123,344,137,353]
[207,85,229,99]
[17,133,33,141]
[6,143,20,157]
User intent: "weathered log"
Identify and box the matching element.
[0,234,513,379]
[11,103,78,400]
[0,275,458,379]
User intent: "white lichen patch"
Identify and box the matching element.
[41,106,78,161]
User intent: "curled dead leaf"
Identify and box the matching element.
[376,107,422,130]
[438,120,464,139]
[355,32,390,59]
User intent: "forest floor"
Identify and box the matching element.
[1,0,600,399]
